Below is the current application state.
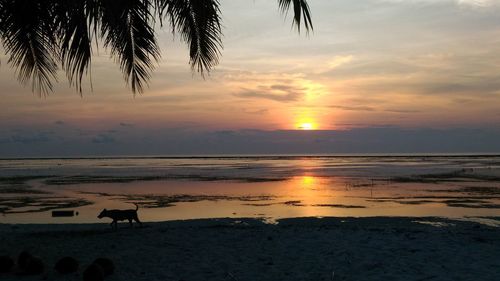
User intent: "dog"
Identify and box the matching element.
[97,204,143,230]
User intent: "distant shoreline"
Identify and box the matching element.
[2,153,500,160]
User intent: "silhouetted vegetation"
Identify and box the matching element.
[0,0,312,95]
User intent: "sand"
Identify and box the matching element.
[1,217,499,281]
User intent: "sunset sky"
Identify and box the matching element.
[1,0,500,156]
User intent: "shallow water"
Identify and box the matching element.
[1,155,499,223]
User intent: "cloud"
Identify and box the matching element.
[353,75,500,98]
[457,0,500,7]
[54,120,65,126]
[321,60,423,79]
[223,69,323,103]
[330,105,376,111]
[1,124,499,157]
[120,122,135,127]
[5,131,55,144]
[380,0,500,6]
[91,133,116,144]
[233,82,308,102]
[213,130,236,137]
[244,108,269,115]
[234,90,302,102]
[328,55,354,69]
[76,129,96,137]
[384,109,421,113]
[328,105,420,114]
[334,123,398,129]
[269,85,298,91]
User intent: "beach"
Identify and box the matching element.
[1,217,499,281]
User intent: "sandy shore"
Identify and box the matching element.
[1,217,499,281]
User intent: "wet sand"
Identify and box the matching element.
[1,217,499,281]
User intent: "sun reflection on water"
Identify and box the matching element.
[300,175,316,188]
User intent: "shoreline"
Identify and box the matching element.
[2,215,500,227]
[1,216,499,280]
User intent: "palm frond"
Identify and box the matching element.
[0,0,5,43]
[278,0,313,33]
[0,0,59,95]
[100,0,160,93]
[0,0,313,95]
[54,0,93,93]
[0,0,7,66]
[159,0,223,74]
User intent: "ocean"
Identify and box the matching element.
[1,155,499,223]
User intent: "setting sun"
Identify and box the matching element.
[300,123,313,130]
[298,123,315,130]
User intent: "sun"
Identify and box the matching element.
[295,116,318,130]
[299,123,314,130]
[298,123,315,130]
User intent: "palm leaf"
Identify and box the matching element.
[54,0,94,93]
[158,0,222,74]
[100,0,160,93]
[278,0,313,33]
[0,0,59,95]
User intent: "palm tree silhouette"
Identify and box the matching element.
[0,0,312,95]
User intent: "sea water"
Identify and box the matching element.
[1,155,499,223]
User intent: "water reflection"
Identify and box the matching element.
[1,174,499,224]
[288,176,322,218]
[300,176,316,188]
